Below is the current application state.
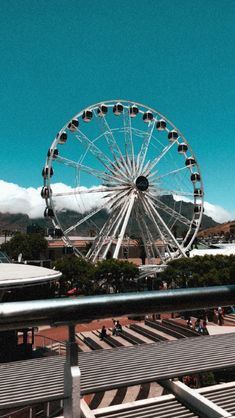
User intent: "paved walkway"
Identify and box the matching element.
[37,316,137,343]
[207,325,235,335]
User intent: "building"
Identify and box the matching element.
[46,236,166,266]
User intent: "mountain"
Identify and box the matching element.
[0,197,218,236]
[0,213,52,234]
[0,213,30,233]
[197,221,235,237]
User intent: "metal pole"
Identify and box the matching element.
[64,325,81,418]
[1,285,235,331]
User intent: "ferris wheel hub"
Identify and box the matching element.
[135,176,149,191]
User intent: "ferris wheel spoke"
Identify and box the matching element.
[89,216,116,262]
[125,153,134,177]
[108,161,131,183]
[141,160,151,176]
[135,215,153,262]
[149,165,189,181]
[53,186,129,198]
[140,218,165,263]
[64,200,109,235]
[84,191,131,254]
[140,196,173,259]
[75,129,130,182]
[75,129,112,169]
[105,188,133,211]
[142,141,176,177]
[56,155,109,182]
[95,112,132,177]
[141,215,166,263]
[88,208,117,258]
[109,193,132,211]
[147,192,192,228]
[135,204,164,263]
[113,192,136,259]
[56,155,129,186]
[149,186,194,198]
[145,195,187,257]
[100,186,130,200]
[142,197,174,255]
[136,122,155,175]
[90,199,130,262]
[123,109,135,176]
[100,200,131,260]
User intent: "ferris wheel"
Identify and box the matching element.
[42,100,204,267]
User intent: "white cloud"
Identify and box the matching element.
[173,192,235,223]
[0,180,44,218]
[203,202,235,224]
[0,179,234,224]
[50,183,107,214]
[0,180,105,218]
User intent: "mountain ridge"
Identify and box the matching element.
[0,198,219,235]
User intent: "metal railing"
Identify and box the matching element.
[33,334,66,356]
[0,401,63,418]
[1,284,235,418]
[1,284,235,331]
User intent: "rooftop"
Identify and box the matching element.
[0,263,61,289]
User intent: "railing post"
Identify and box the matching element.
[0,290,5,302]
[46,401,50,417]
[63,324,81,418]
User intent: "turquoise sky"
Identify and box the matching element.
[0,0,235,214]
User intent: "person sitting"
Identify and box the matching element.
[194,318,201,333]
[187,317,193,328]
[115,320,122,336]
[100,325,107,340]
[201,320,209,335]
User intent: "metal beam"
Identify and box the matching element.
[0,285,235,331]
[1,334,235,409]
[161,380,233,418]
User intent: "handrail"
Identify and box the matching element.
[33,334,66,356]
[0,285,235,331]
[0,406,31,418]
[35,334,67,346]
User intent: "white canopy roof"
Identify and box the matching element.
[0,263,62,288]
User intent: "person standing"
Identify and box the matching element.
[218,307,224,326]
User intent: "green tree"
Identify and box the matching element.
[1,232,47,261]
[54,256,95,295]
[229,257,235,284]
[159,255,235,288]
[94,259,139,293]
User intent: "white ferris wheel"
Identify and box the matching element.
[42,100,204,268]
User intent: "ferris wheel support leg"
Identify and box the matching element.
[102,201,130,260]
[113,193,135,259]
[89,193,130,262]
